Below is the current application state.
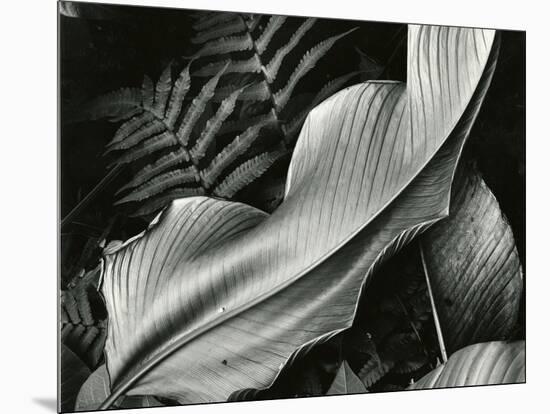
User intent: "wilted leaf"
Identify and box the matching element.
[408,341,524,389]
[327,361,367,395]
[60,344,91,412]
[98,25,498,406]
[422,166,523,352]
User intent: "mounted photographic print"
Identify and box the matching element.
[59,1,526,412]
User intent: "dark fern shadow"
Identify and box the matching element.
[32,397,57,412]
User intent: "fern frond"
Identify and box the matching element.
[106,119,166,153]
[117,149,189,193]
[192,12,236,31]
[62,290,81,324]
[256,15,287,54]
[153,63,173,116]
[213,81,271,103]
[274,27,357,110]
[191,17,246,44]
[61,267,106,368]
[190,85,246,161]
[141,75,154,110]
[264,18,317,83]
[219,110,278,135]
[115,166,200,205]
[109,112,156,148]
[244,14,262,31]
[176,62,229,146]
[195,56,262,77]
[80,87,142,122]
[164,65,192,128]
[391,355,429,374]
[213,148,285,198]
[194,33,253,58]
[358,356,394,388]
[81,15,367,217]
[201,122,267,188]
[131,187,206,217]
[111,131,177,167]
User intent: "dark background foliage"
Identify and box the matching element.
[60,1,525,404]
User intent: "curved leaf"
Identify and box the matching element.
[99,25,498,406]
[408,341,525,389]
[421,166,523,352]
[327,361,367,395]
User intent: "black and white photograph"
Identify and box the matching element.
[56,0,527,412]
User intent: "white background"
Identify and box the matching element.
[0,0,547,413]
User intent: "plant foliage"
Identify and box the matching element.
[93,24,500,407]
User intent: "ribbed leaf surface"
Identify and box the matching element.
[422,167,523,353]
[408,341,525,389]
[98,25,497,406]
[326,361,367,395]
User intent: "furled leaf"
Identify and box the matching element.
[408,341,525,389]
[60,344,91,412]
[421,166,523,352]
[327,361,367,395]
[98,25,498,406]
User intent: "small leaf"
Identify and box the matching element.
[327,361,367,395]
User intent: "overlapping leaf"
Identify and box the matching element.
[421,166,523,352]
[327,361,367,395]
[97,25,498,406]
[408,341,525,389]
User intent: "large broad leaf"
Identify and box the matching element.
[60,344,91,412]
[98,25,498,406]
[408,341,525,389]
[421,166,523,353]
[327,361,367,395]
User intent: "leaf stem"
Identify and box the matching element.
[419,241,448,363]
[61,164,124,229]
